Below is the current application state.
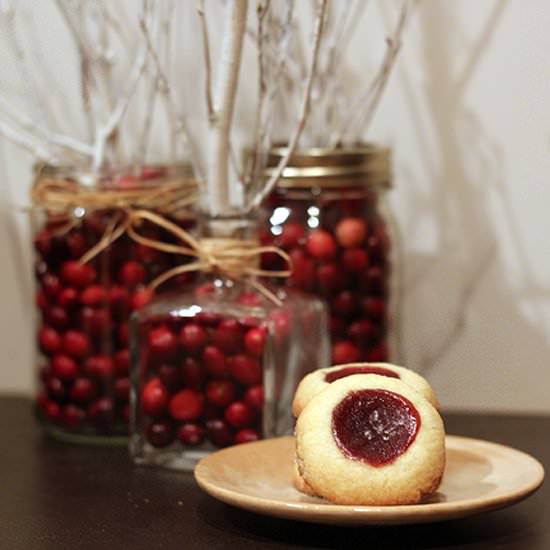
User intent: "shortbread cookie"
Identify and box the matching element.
[292,363,438,417]
[295,375,445,505]
[292,459,317,496]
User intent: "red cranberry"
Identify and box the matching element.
[44,400,62,422]
[42,273,62,298]
[34,229,51,256]
[113,349,130,376]
[62,404,85,429]
[169,389,204,421]
[146,421,175,448]
[224,401,254,429]
[307,230,337,260]
[36,289,49,312]
[114,377,130,402]
[66,232,87,258]
[46,306,70,330]
[109,286,130,316]
[69,377,96,403]
[119,261,146,287]
[363,297,386,320]
[181,357,206,389]
[212,319,243,354]
[39,326,62,355]
[51,354,79,380]
[279,222,305,249]
[142,378,169,417]
[62,330,90,359]
[229,355,262,386]
[366,342,389,362]
[244,385,264,410]
[117,324,130,346]
[235,428,260,444]
[244,327,267,357]
[149,325,178,361]
[80,285,107,307]
[288,248,315,290]
[206,419,234,447]
[364,266,387,295]
[206,380,236,408]
[131,288,154,310]
[317,263,345,293]
[177,423,206,446]
[329,315,346,337]
[195,282,216,296]
[84,355,115,380]
[270,310,291,340]
[46,376,67,400]
[195,311,221,327]
[348,320,377,343]
[336,218,367,248]
[79,306,111,336]
[158,365,181,391]
[88,397,116,427]
[61,261,96,288]
[236,291,262,307]
[332,291,358,316]
[342,248,368,272]
[135,243,161,264]
[203,346,228,378]
[332,341,360,364]
[179,323,208,353]
[58,287,79,309]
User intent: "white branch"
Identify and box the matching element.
[207,0,248,216]
[247,0,327,212]
[198,0,214,121]
[0,119,55,160]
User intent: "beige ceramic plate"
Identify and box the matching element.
[194,435,544,526]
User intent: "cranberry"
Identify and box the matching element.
[307,230,337,260]
[169,389,204,421]
[244,327,267,357]
[181,357,206,389]
[224,401,254,429]
[288,248,315,290]
[114,349,130,376]
[195,311,221,327]
[342,248,368,272]
[62,404,85,429]
[34,229,51,256]
[149,325,178,361]
[366,342,389,362]
[336,218,367,248]
[61,261,96,287]
[62,330,90,359]
[119,261,146,287]
[146,421,175,448]
[212,319,243,354]
[279,222,305,249]
[135,243,161,264]
[332,291,358,316]
[69,377,96,403]
[114,377,130,402]
[363,297,386,320]
[348,320,377,343]
[206,419,234,447]
[44,400,62,422]
[42,273,62,298]
[80,285,107,307]
[142,378,169,417]
[332,341,360,364]
[66,232,87,258]
[88,397,115,427]
[39,326,62,355]
[236,291,262,307]
[177,423,206,446]
[36,289,49,312]
[364,266,387,295]
[203,346,228,378]
[51,354,79,380]
[117,324,129,346]
[235,428,260,444]
[317,263,345,293]
[229,355,262,386]
[158,364,181,391]
[46,306,70,330]
[131,288,154,310]
[79,306,111,336]
[109,286,130,316]
[58,287,79,309]
[84,355,115,380]
[206,380,236,408]
[329,315,346,337]
[46,376,67,400]
[179,323,208,353]
[244,385,264,410]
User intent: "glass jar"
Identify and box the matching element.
[130,216,329,470]
[260,145,392,365]
[32,164,197,444]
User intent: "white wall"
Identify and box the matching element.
[1,0,549,413]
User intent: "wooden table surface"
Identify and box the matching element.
[1,396,548,550]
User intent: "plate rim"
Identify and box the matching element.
[194,434,545,525]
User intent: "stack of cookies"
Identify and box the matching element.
[292,363,445,505]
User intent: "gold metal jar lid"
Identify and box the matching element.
[263,144,391,189]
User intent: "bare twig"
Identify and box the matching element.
[247,0,327,212]
[0,119,55,160]
[198,0,214,121]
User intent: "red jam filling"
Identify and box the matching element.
[324,366,400,383]
[331,389,420,466]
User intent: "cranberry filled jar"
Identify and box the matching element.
[130,216,328,470]
[32,164,196,444]
[260,145,392,365]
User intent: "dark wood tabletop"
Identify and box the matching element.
[1,396,548,550]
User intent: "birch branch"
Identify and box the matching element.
[198,0,214,121]
[0,119,55,160]
[334,0,413,145]
[247,0,327,212]
[207,0,248,216]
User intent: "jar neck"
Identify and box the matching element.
[198,214,258,240]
